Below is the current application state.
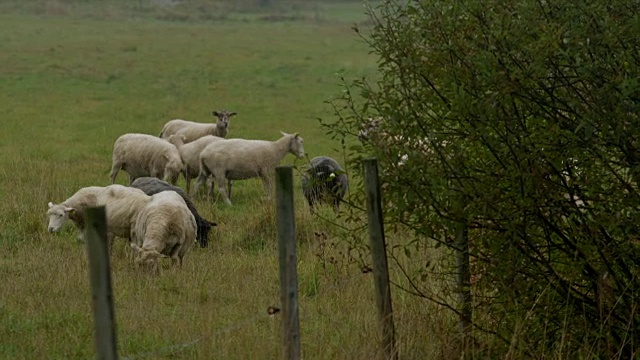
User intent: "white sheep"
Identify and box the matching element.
[47,185,151,246]
[159,109,238,143]
[109,133,183,185]
[130,190,196,273]
[167,134,226,194]
[194,131,305,205]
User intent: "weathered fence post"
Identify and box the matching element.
[84,206,118,360]
[276,166,301,360]
[363,158,398,360]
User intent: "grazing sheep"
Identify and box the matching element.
[159,109,238,143]
[195,132,305,205]
[130,191,197,273]
[131,177,217,248]
[47,186,103,240]
[109,133,183,185]
[301,156,349,213]
[167,134,228,194]
[47,185,151,246]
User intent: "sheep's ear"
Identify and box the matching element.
[208,220,218,227]
[64,206,76,214]
[294,133,300,138]
[212,110,219,117]
[229,112,237,117]
[280,130,289,137]
[48,202,54,208]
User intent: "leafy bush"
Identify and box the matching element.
[324,0,640,357]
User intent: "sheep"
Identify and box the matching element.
[358,116,440,166]
[47,185,152,246]
[47,186,103,241]
[167,134,229,194]
[301,156,349,213]
[109,133,183,185]
[159,109,238,143]
[130,177,217,248]
[130,190,196,273]
[194,131,305,205]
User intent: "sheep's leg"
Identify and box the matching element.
[216,174,232,205]
[194,161,211,198]
[206,176,215,199]
[109,162,122,184]
[261,174,273,200]
[185,171,192,194]
[227,179,233,200]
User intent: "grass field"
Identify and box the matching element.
[0,2,456,359]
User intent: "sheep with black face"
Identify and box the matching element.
[301,156,348,213]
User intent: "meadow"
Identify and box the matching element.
[0,2,456,359]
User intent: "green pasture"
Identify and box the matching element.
[0,2,451,359]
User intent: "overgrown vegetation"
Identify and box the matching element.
[325,0,640,357]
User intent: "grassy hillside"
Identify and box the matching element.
[0,2,455,359]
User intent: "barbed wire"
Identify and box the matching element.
[120,306,280,360]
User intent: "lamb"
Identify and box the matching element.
[131,177,217,248]
[194,131,305,205]
[109,133,183,185]
[301,156,349,213]
[159,109,238,143]
[167,134,228,194]
[130,190,197,273]
[47,185,152,246]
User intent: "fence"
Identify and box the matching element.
[85,158,479,359]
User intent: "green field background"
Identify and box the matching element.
[0,2,447,359]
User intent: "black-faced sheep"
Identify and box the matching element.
[130,190,196,273]
[47,185,151,246]
[130,177,217,248]
[159,109,237,143]
[109,133,183,185]
[194,132,305,205]
[301,156,349,213]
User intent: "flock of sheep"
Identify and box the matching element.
[46,110,349,273]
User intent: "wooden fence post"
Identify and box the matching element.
[276,166,301,360]
[85,206,118,360]
[363,158,398,360]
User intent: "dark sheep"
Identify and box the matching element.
[301,156,348,213]
[131,177,216,248]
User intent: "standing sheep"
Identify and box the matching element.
[130,191,197,273]
[159,109,238,143]
[194,132,305,205]
[47,185,152,246]
[167,134,228,194]
[301,156,349,213]
[109,133,183,185]
[131,177,217,248]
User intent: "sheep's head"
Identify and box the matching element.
[130,243,168,273]
[164,154,184,185]
[283,131,305,158]
[212,109,238,132]
[196,219,217,248]
[47,202,74,233]
[167,134,186,148]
